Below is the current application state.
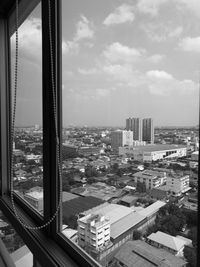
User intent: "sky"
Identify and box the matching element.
[12,0,199,127]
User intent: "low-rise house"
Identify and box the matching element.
[112,240,187,267]
[146,231,192,256]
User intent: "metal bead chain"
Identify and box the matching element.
[10,0,62,230]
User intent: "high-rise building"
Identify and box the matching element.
[126,117,153,143]
[142,118,154,144]
[126,118,132,131]
[131,118,142,141]
[126,118,142,141]
[111,130,133,149]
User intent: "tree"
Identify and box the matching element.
[85,166,99,178]
[183,246,197,267]
[188,227,197,248]
[132,230,142,240]
[112,163,119,172]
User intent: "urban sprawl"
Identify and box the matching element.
[1,119,198,267]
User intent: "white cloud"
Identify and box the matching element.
[11,18,42,58]
[146,70,196,96]
[137,0,168,16]
[179,36,200,52]
[74,15,94,41]
[176,0,200,17]
[141,24,183,42]
[103,4,135,26]
[62,15,94,55]
[78,67,99,75]
[103,42,144,63]
[147,54,165,63]
[146,70,173,80]
[168,26,183,38]
[62,40,79,54]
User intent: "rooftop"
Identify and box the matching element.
[120,195,138,204]
[138,201,166,217]
[82,203,133,225]
[62,192,79,202]
[132,144,186,153]
[114,240,187,267]
[24,191,43,200]
[71,182,122,201]
[147,231,191,251]
[111,212,145,239]
[133,170,165,179]
[11,246,33,267]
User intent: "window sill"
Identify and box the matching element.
[0,196,79,267]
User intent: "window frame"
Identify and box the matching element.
[0,0,102,266]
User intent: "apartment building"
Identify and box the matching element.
[166,175,190,196]
[133,170,166,190]
[110,130,133,149]
[77,214,111,254]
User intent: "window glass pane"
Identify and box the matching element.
[10,3,43,215]
[0,208,33,267]
[61,0,198,266]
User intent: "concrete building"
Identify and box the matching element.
[24,187,43,212]
[77,214,111,254]
[112,240,187,267]
[126,118,142,141]
[146,231,192,256]
[133,170,166,190]
[142,118,154,144]
[166,174,190,196]
[119,144,187,162]
[110,130,133,149]
[138,201,166,227]
[191,150,199,161]
[78,201,166,264]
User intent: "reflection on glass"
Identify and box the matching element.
[10,3,43,214]
[0,208,33,266]
[61,0,198,266]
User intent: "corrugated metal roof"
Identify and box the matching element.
[138,201,166,217]
[147,231,189,251]
[82,203,133,225]
[111,212,146,239]
[114,240,187,267]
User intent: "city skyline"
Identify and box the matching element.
[12,0,199,127]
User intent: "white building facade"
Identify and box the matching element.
[166,175,190,196]
[111,130,133,149]
[133,170,166,190]
[77,214,110,253]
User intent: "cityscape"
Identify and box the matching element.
[0,0,199,267]
[1,120,198,266]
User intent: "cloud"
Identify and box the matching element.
[78,67,99,75]
[179,36,200,52]
[11,18,42,59]
[103,42,144,63]
[62,15,94,55]
[168,26,183,38]
[176,0,200,17]
[146,70,173,80]
[103,4,135,26]
[137,0,200,18]
[137,0,168,16]
[62,40,79,55]
[147,54,165,63]
[141,24,183,42]
[146,70,197,96]
[74,15,94,41]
